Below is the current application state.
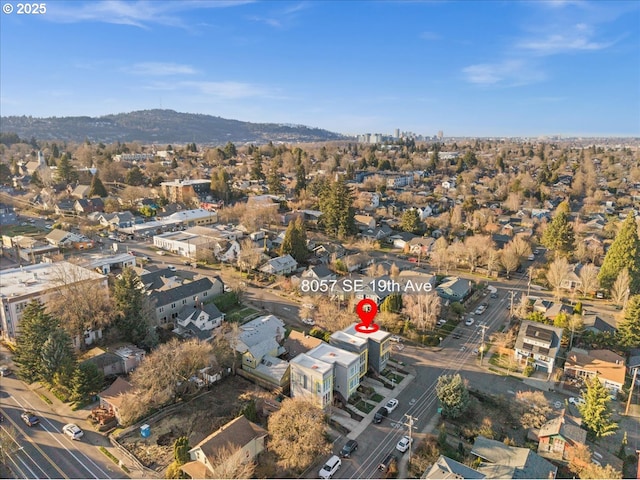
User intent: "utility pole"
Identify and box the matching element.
[479,324,489,365]
[625,366,638,416]
[509,290,516,318]
[527,267,533,297]
[404,414,418,469]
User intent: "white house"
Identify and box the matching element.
[259,254,298,275]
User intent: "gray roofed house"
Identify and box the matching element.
[514,320,563,374]
[536,411,587,461]
[436,277,473,302]
[582,313,616,334]
[173,302,225,341]
[471,435,557,479]
[98,211,135,229]
[259,254,298,275]
[424,455,486,479]
[302,264,336,281]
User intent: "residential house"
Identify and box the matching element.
[514,321,563,374]
[181,415,268,479]
[389,231,418,250]
[560,263,600,292]
[544,303,575,322]
[235,315,289,391]
[139,268,223,326]
[81,252,137,275]
[97,377,133,425]
[471,435,557,479]
[329,330,368,379]
[80,347,125,377]
[442,179,456,190]
[307,343,360,404]
[160,179,211,204]
[342,253,374,272]
[532,298,554,314]
[74,197,104,214]
[343,323,391,374]
[564,348,626,393]
[301,264,337,282]
[98,211,135,230]
[0,261,107,343]
[354,214,376,231]
[436,277,472,302]
[113,345,146,373]
[283,330,323,360]
[45,229,93,249]
[582,313,616,335]
[54,199,76,216]
[536,411,587,461]
[424,455,485,479]
[407,236,434,256]
[290,353,333,408]
[173,302,225,342]
[259,254,298,275]
[360,224,393,242]
[2,235,59,264]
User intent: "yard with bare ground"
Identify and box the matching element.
[118,376,270,474]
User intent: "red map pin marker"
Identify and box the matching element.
[355,298,379,333]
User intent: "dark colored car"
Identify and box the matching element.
[378,452,398,472]
[340,439,358,458]
[21,411,40,427]
[373,406,388,424]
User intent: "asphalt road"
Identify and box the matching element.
[0,375,123,479]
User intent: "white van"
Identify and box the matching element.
[319,455,341,479]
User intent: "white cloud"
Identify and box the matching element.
[182,81,270,99]
[518,31,613,55]
[130,62,198,76]
[462,60,545,87]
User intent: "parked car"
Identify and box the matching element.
[396,435,413,453]
[437,318,447,326]
[474,304,487,315]
[167,265,176,272]
[21,411,40,427]
[528,254,535,261]
[569,397,585,406]
[62,423,84,440]
[385,398,399,413]
[0,366,12,377]
[373,406,389,424]
[302,318,315,326]
[340,439,358,458]
[465,317,475,326]
[319,455,341,479]
[378,452,398,472]
[390,335,402,342]
[490,291,498,299]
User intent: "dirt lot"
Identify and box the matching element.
[118,376,269,473]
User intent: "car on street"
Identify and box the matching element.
[490,291,498,299]
[533,249,540,255]
[301,318,315,326]
[385,398,399,413]
[167,265,176,272]
[21,411,40,427]
[378,452,398,472]
[0,366,12,377]
[63,423,84,440]
[465,317,475,326]
[396,435,413,453]
[319,455,341,479]
[340,439,358,458]
[373,406,389,423]
[390,335,402,342]
[437,318,447,326]
[569,397,585,406]
[474,304,487,315]
[528,254,535,261]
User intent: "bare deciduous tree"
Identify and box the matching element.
[546,257,570,300]
[237,238,263,274]
[206,445,257,479]
[514,391,552,429]
[463,235,492,273]
[268,397,331,471]
[577,263,600,297]
[509,236,532,258]
[610,268,630,307]
[402,293,442,332]
[500,245,520,279]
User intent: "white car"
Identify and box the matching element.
[167,265,176,272]
[474,305,487,315]
[465,317,475,326]
[528,254,535,261]
[396,435,413,453]
[569,397,585,406]
[390,335,402,342]
[63,423,84,440]
[385,398,399,413]
[319,455,341,479]
[302,318,315,326]
[437,318,447,326]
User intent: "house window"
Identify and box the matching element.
[159,307,164,313]
[171,303,176,309]
[203,291,208,297]
[182,299,187,305]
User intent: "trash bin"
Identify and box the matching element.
[140,424,150,438]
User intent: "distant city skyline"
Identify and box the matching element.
[1,1,639,138]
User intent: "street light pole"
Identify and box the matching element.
[404,414,418,469]
[479,324,489,365]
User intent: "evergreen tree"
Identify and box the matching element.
[579,376,618,440]
[267,164,284,195]
[40,328,76,386]
[598,213,640,293]
[173,436,190,464]
[71,362,104,403]
[125,165,146,186]
[280,217,309,263]
[13,301,60,383]
[0,163,11,184]
[318,178,356,239]
[250,154,265,181]
[210,170,231,204]
[170,158,178,169]
[51,143,60,159]
[617,294,640,348]
[541,201,575,256]
[223,141,237,159]
[55,154,78,184]
[436,374,470,419]
[88,174,108,197]
[400,209,421,234]
[30,170,43,187]
[380,293,402,313]
[112,268,157,347]
[294,163,306,196]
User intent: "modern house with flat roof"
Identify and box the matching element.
[290,353,333,409]
[343,323,391,374]
[307,343,360,404]
[329,330,368,379]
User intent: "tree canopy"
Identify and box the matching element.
[435,374,469,419]
[578,376,618,440]
[598,213,640,293]
[280,217,309,263]
[400,209,421,233]
[112,267,157,348]
[318,178,356,238]
[541,202,575,256]
[88,174,108,197]
[617,294,640,348]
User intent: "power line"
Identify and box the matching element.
[404,413,418,469]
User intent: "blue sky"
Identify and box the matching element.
[1,0,638,137]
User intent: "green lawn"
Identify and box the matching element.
[354,401,376,414]
[225,306,261,323]
[371,393,384,403]
[384,372,405,384]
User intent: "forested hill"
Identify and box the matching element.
[0,109,347,144]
